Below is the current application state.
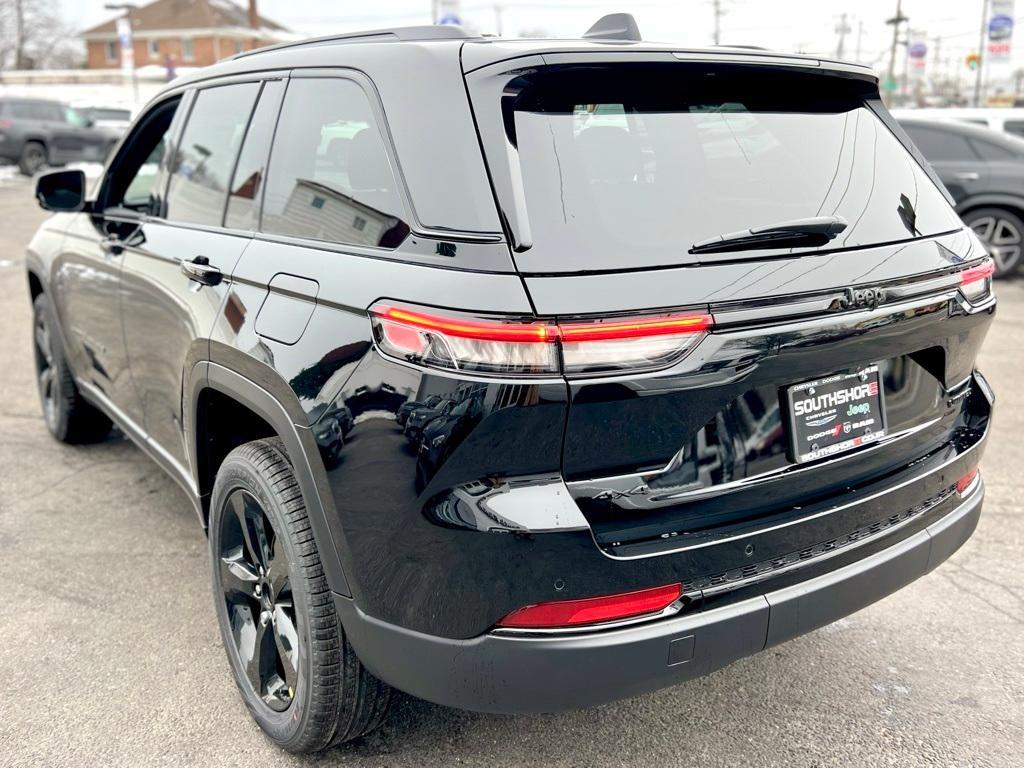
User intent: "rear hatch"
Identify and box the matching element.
[465,54,994,562]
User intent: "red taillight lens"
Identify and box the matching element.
[371,303,559,376]
[955,467,979,494]
[558,313,712,374]
[959,258,995,303]
[0,119,13,130]
[496,583,683,629]
[369,302,711,377]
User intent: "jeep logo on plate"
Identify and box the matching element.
[838,287,886,310]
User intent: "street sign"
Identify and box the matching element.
[987,0,1015,62]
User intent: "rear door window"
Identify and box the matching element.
[476,64,964,273]
[224,79,285,231]
[260,77,409,248]
[165,82,260,227]
[903,124,978,161]
[969,136,1021,160]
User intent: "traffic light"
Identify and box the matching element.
[967,52,981,70]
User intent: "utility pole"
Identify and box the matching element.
[855,20,864,62]
[14,0,26,69]
[975,0,988,107]
[933,35,942,102]
[493,3,503,36]
[885,0,908,106]
[835,13,850,59]
[711,0,724,45]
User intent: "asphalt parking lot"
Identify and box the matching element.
[0,177,1022,768]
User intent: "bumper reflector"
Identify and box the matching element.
[955,468,979,495]
[496,583,682,629]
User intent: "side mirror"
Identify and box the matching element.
[35,169,87,212]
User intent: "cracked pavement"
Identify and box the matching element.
[0,179,1022,767]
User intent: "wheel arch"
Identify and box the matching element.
[190,361,352,597]
[956,194,1024,221]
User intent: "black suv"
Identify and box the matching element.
[900,117,1024,279]
[0,97,118,175]
[25,17,995,754]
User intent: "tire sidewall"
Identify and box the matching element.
[20,141,47,176]
[208,449,316,747]
[32,294,71,440]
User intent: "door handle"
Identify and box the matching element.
[953,171,980,181]
[181,256,223,287]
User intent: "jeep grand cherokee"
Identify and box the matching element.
[24,15,994,753]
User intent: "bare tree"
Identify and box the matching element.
[0,0,84,70]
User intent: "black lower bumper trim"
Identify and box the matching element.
[336,483,982,714]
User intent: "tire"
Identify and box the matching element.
[209,438,390,752]
[963,206,1024,279]
[18,140,47,176]
[31,293,112,444]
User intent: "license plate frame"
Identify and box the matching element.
[785,364,887,464]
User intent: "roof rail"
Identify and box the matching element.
[231,24,475,60]
[582,13,642,42]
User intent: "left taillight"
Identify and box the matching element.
[369,301,712,377]
[959,257,995,304]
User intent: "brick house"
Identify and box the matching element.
[81,0,290,70]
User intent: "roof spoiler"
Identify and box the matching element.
[582,13,642,42]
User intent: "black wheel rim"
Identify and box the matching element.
[218,489,298,712]
[970,214,1022,275]
[33,309,59,428]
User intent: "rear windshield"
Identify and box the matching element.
[494,64,962,273]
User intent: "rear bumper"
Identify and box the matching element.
[336,481,982,714]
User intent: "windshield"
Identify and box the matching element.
[498,64,962,273]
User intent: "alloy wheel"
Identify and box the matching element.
[33,309,59,429]
[970,214,1022,276]
[218,489,299,712]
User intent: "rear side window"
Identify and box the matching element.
[1004,120,1024,137]
[261,77,409,248]
[478,64,964,273]
[165,82,259,227]
[970,137,1020,160]
[903,124,978,161]
[10,102,56,120]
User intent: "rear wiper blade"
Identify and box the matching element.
[689,215,848,255]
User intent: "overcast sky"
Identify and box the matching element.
[57,0,1018,76]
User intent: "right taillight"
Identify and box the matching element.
[959,257,995,304]
[369,301,711,377]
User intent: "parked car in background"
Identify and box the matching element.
[404,397,454,446]
[396,393,443,426]
[893,107,1024,138]
[0,97,120,175]
[900,118,1024,278]
[75,105,133,134]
